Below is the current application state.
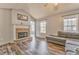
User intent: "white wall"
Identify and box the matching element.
[46,15,62,35]
[0,9,13,45]
[0,8,35,45]
[45,9,79,35]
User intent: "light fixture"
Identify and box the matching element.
[44,3,59,10]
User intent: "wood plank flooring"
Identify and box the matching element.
[48,42,65,55]
[0,38,65,55]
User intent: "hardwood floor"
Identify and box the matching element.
[0,38,65,55]
[48,42,65,55]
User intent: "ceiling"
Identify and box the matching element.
[0,3,79,19]
[27,3,79,19]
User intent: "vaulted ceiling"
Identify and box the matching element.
[0,3,79,19]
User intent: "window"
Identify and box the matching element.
[63,15,78,32]
[40,20,47,33]
[30,21,35,39]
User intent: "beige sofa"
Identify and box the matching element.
[46,31,79,46]
[58,31,79,39]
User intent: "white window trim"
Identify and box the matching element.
[40,20,47,34]
[63,14,78,32]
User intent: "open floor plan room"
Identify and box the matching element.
[0,3,79,55]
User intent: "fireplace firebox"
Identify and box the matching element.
[18,32,28,39]
[16,28,29,39]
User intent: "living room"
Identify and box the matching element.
[0,3,79,55]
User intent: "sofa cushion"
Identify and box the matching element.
[58,31,79,39]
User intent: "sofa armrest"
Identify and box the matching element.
[46,36,66,46]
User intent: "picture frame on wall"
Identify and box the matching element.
[17,13,28,21]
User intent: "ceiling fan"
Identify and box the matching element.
[44,3,59,10]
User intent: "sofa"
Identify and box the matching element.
[46,31,79,46]
[57,31,79,39]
